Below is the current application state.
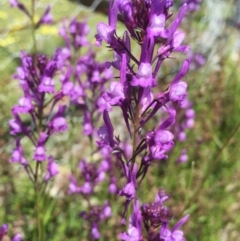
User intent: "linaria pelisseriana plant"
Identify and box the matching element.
[95,0,191,240]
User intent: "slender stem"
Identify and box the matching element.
[131,88,142,168]
[180,120,240,216]
[31,0,37,56]
[35,183,43,241]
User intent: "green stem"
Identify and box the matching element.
[35,184,43,241]
[31,0,37,56]
[132,89,141,167]
[180,120,240,216]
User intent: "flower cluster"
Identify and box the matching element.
[58,18,114,136]
[57,18,116,239]
[120,190,189,241]
[80,202,112,240]
[96,0,190,239]
[9,51,67,182]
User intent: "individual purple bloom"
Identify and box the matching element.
[109,183,117,194]
[70,85,85,104]
[119,226,142,241]
[103,81,125,106]
[0,224,8,240]
[161,4,188,40]
[52,117,68,133]
[36,5,52,27]
[10,139,28,165]
[119,164,138,220]
[95,23,114,46]
[57,48,71,66]
[176,149,188,163]
[140,88,154,114]
[48,105,68,133]
[44,156,59,181]
[80,182,92,194]
[102,67,113,80]
[159,215,189,241]
[97,110,118,148]
[119,200,143,241]
[83,113,93,135]
[131,63,156,87]
[9,0,30,17]
[91,224,101,240]
[102,201,112,218]
[97,96,112,112]
[9,115,24,135]
[33,132,48,161]
[91,70,101,83]
[62,81,74,96]
[9,0,18,7]
[148,13,166,37]
[119,0,134,26]
[11,233,23,241]
[34,146,47,161]
[68,175,81,194]
[169,81,187,103]
[185,109,195,118]
[12,97,33,114]
[182,0,202,12]
[186,118,194,128]
[38,76,55,93]
[145,109,175,161]
[178,132,186,142]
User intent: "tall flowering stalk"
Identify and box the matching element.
[96,0,190,239]
[57,18,114,239]
[8,1,64,241]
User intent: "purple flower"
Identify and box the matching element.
[131,63,156,87]
[119,200,143,241]
[159,215,189,241]
[83,113,93,135]
[91,224,101,240]
[68,175,81,194]
[36,5,52,27]
[0,224,8,240]
[44,156,59,181]
[48,105,68,134]
[9,0,30,17]
[9,0,18,7]
[95,23,114,46]
[176,149,188,163]
[12,97,33,114]
[10,139,28,165]
[9,115,24,135]
[119,164,138,220]
[169,81,188,103]
[33,132,48,161]
[52,117,68,133]
[34,146,47,161]
[38,76,55,93]
[148,14,166,37]
[103,81,125,106]
[145,110,176,161]
[12,233,23,241]
[97,110,118,148]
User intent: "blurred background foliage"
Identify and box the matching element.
[0,0,240,240]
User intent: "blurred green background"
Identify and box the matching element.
[0,0,240,240]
